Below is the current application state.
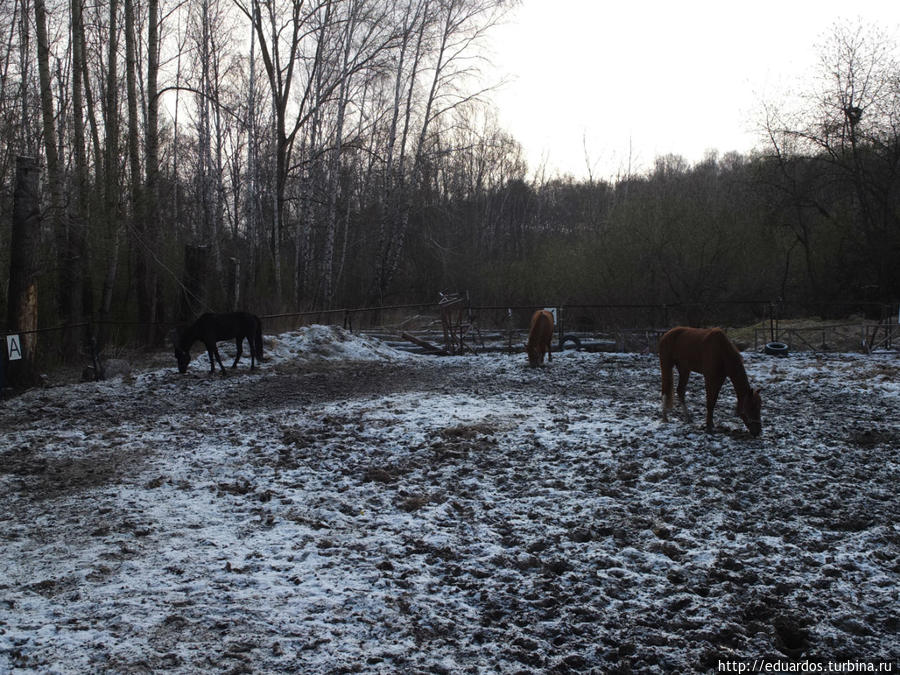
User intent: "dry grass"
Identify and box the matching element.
[729,316,898,353]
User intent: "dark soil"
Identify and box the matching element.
[1,345,899,673]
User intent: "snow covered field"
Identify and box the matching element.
[1,326,898,673]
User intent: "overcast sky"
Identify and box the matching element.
[486,0,900,180]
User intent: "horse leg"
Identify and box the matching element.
[213,346,227,374]
[232,337,242,368]
[676,364,692,422]
[660,356,674,422]
[704,374,725,432]
[547,340,552,362]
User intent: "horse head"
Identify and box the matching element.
[174,347,191,373]
[525,342,541,368]
[737,388,763,437]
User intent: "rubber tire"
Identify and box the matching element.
[560,335,581,351]
[764,341,789,356]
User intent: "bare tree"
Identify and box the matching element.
[98,0,122,336]
[372,0,509,303]
[762,20,900,301]
[317,0,395,308]
[34,0,76,355]
[233,0,328,306]
[69,0,90,335]
[233,0,399,309]
[143,0,165,340]
[2,0,531,345]
[124,0,153,337]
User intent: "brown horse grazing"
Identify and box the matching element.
[526,309,554,367]
[659,326,762,436]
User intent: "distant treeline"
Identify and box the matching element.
[0,3,897,358]
[450,145,899,315]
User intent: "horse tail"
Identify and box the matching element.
[254,316,264,360]
[658,332,674,404]
[660,355,674,401]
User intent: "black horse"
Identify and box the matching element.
[174,312,263,374]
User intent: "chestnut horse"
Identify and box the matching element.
[659,326,762,436]
[526,309,554,367]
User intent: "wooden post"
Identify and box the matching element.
[557,306,563,348]
[769,302,776,343]
[6,157,43,387]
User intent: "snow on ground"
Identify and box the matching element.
[1,326,898,673]
[264,325,417,365]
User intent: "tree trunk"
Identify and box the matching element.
[125,0,150,342]
[179,244,210,321]
[227,257,241,310]
[99,0,121,347]
[35,0,77,359]
[246,5,260,302]
[146,0,163,345]
[321,4,357,309]
[6,157,43,387]
[71,0,90,327]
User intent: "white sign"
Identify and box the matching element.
[6,334,22,361]
[544,307,558,323]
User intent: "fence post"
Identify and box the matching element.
[557,305,564,346]
[768,301,777,343]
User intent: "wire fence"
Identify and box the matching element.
[2,299,898,376]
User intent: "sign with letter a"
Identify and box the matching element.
[7,334,23,361]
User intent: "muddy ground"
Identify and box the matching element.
[1,330,898,673]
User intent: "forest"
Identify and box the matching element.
[1,1,899,361]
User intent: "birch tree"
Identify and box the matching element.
[372,0,508,303]
[233,0,323,306]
